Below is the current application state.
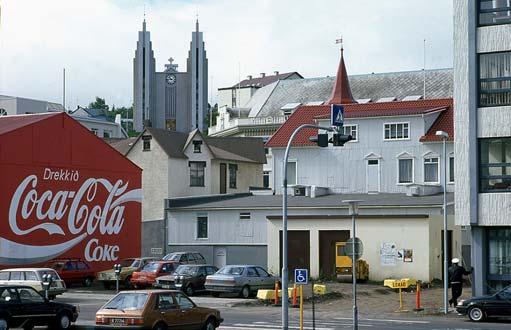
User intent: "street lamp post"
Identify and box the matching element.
[281,124,336,330]
[435,130,449,314]
[342,200,363,330]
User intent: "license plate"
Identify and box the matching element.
[110,318,125,326]
[162,284,171,289]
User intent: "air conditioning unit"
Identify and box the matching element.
[293,186,306,196]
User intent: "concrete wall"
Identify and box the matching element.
[142,220,166,258]
[217,87,254,108]
[72,117,125,138]
[272,116,454,195]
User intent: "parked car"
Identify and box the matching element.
[205,265,280,298]
[162,252,206,264]
[44,258,96,287]
[95,290,223,329]
[0,268,66,299]
[97,257,156,289]
[0,285,79,329]
[130,261,178,288]
[456,285,511,321]
[155,264,218,296]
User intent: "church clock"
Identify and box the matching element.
[166,74,176,85]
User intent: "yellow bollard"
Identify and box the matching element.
[299,285,303,330]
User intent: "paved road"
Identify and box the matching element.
[55,291,511,330]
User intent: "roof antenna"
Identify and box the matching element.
[143,1,146,21]
[423,38,426,99]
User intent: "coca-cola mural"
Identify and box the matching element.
[0,113,142,272]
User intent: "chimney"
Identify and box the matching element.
[274,71,279,76]
[247,75,253,80]
[260,72,266,78]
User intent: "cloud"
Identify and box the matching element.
[0,0,453,109]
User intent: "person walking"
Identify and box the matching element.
[448,257,472,307]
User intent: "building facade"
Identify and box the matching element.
[69,107,128,138]
[454,0,511,294]
[133,20,208,133]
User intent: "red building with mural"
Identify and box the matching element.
[0,113,142,272]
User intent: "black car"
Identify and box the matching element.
[155,264,218,296]
[0,285,79,329]
[456,285,511,321]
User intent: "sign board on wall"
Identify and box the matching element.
[380,242,397,266]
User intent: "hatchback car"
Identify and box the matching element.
[97,257,156,289]
[162,252,206,265]
[44,258,96,287]
[130,261,178,288]
[155,264,218,296]
[205,265,280,298]
[456,285,511,321]
[0,285,79,329]
[95,290,222,329]
[0,268,66,300]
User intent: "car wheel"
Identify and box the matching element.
[54,312,71,329]
[185,284,195,296]
[84,277,93,287]
[211,292,220,298]
[240,285,251,299]
[152,321,168,330]
[124,276,132,289]
[203,317,216,330]
[468,306,485,322]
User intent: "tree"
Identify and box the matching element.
[88,97,109,110]
[204,103,218,130]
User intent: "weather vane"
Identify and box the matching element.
[335,36,343,51]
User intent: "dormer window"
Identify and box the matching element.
[193,141,203,153]
[142,135,152,151]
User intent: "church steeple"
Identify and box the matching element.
[326,46,357,105]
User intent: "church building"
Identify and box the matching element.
[133,19,208,133]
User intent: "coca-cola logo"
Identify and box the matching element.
[0,168,141,265]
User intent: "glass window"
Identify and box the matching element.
[157,293,176,310]
[263,171,270,188]
[218,266,244,275]
[189,161,206,187]
[424,157,439,183]
[193,141,202,153]
[449,157,455,183]
[77,262,89,270]
[0,288,18,303]
[206,267,217,275]
[174,292,194,309]
[193,253,204,261]
[104,292,148,311]
[103,130,113,138]
[0,272,9,281]
[141,262,160,273]
[479,52,511,107]
[343,125,358,141]
[489,228,511,276]
[246,267,258,277]
[18,288,44,303]
[255,267,270,277]
[197,216,208,239]
[287,162,297,185]
[10,271,23,281]
[480,138,511,192]
[229,164,238,189]
[24,272,38,281]
[479,0,511,26]
[179,254,188,262]
[91,128,99,136]
[398,158,413,183]
[142,136,151,151]
[384,123,409,140]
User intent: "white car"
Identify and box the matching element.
[0,268,66,299]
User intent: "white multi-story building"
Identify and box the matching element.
[454,0,511,294]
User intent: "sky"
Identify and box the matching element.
[0,0,453,109]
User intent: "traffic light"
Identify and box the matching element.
[310,133,352,147]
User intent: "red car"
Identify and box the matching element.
[130,261,177,288]
[45,258,96,287]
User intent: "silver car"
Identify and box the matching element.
[205,265,280,298]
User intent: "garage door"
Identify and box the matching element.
[279,230,310,279]
[319,230,350,277]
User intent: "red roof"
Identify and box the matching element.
[265,98,453,148]
[0,113,60,135]
[326,49,356,105]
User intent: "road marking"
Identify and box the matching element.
[334,317,430,324]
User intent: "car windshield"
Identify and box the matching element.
[104,293,148,311]
[163,253,180,261]
[120,259,138,268]
[218,266,244,275]
[174,265,196,275]
[37,269,61,280]
[141,262,160,273]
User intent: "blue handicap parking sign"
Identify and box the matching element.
[331,104,344,127]
[294,269,308,284]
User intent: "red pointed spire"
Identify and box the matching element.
[326,48,357,105]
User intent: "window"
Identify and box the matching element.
[24,272,37,281]
[91,128,99,136]
[449,157,455,183]
[286,161,297,185]
[229,164,238,189]
[189,161,206,187]
[196,214,208,239]
[0,272,8,281]
[174,292,194,309]
[103,130,113,138]
[255,267,270,277]
[480,137,511,192]
[343,124,358,141]
[384,123,409,140]
[424,157,439,183]
[479,0,511,26]
[10,271,23,281]
[398,158,413,184]
[157,293,176,310]
[77,262,89,270]
[479,52,511,106]
[232,89,237,107]
[206,266,217,275]
[489,228,511,276]
[263,171,270,188]
[246,267,258,277]
[0,288,18,304]
[142,135,152,151]
[18,288,44,303]
[239,212,253,237]
[193,140,202,153]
